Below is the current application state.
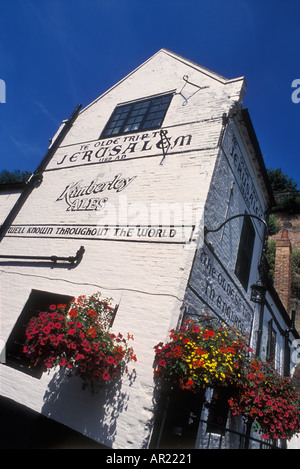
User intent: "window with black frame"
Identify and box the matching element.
[5,290,73,378]
[206,388,230,435]
[100,93,173,138]
[234,213,256,291]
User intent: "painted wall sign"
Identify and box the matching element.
[223,126,264,219]
[189,245,253,337]
[6,224,195,244]
[46,125,195,170]
[56,172,136,211]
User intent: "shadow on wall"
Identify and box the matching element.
[41,368,135,448]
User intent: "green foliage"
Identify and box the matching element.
[0,169,31,184]
[266,240,276,282]
[272,194,300,214]
[268,214,281,235]
[267,168,300,214]
[267,167,298,192]
[291,249,300,298]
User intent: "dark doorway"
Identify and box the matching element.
[150,389,205,449]
[0,396,107,449]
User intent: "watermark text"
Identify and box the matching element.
[0,79,6,103]
[291,79,300,103]
[292,339,300,365]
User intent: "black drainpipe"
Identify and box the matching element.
[0,104,82,242]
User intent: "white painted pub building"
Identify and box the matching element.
[0,50,299,449]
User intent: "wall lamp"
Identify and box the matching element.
[249,280,267,304]
[204,213,269,305]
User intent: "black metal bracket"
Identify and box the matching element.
[204,214,268,238]
[204,213,269,303]
[182,75,209,90]
[159,129,172,165]
[0,245,85,265]
[177,75,209,106]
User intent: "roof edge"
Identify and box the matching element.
[159,48,245,84]
[80,49,245,115]
[241,107,275,209]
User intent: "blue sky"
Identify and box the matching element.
[0,0,299,187]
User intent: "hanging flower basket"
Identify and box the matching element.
[153,316,251,393]
[153,314,300,441]
[228,358,300,440]
[23,292,137,388]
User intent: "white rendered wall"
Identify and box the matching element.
[0,50,252,448]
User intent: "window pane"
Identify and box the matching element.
[116,105,131,114]
[234,214,255,290]
[100,93,172,138]
[134,101,150,110]
[144,111,164,123]
[141,94,172,131]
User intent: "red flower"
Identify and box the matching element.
[203,330,215,339]
[88,327,97,338]
[106,356,115,364]
[75,353,85,360]
[87,308,97,318]
[158,359,166,367]
[23,292,136,389]
[102,371,111,381]
[45,358,55,368]
[69,309,77,318]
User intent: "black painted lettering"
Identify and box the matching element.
[172,134,192,147]
[82,150,93,161]
[56,154,68,165]
[122,142,138,154]
[109,145,122,156]
[141,140,152,151]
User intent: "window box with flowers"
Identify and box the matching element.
[153,315,300,443]
[23,292,137,390]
